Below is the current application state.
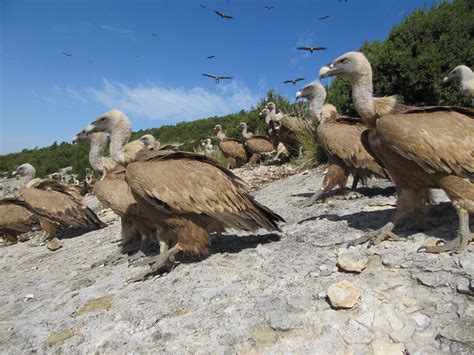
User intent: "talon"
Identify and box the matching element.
[417,246,427,253]
[436,240,446,246]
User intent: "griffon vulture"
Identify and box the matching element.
[320,51,474,253]
[237,122,274,164]
[295,80,386,206]
[0,198,40,243]
[12,163,106,241]
[214,124,248,168]
[84,110,284,275]
[202,73,233,84]
[265,102,305,157]
[443,65,474,106]
[283,78,305,85]
[297,46,327,54]
[214,10,233,19]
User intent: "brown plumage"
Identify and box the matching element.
[237,122,274,164]
[0,198,40,243]
[295,81,386,206]
[84,110,284,276]
[321,51,474,253]
[265,102,305,157]
[214,124,248,168]
[20,179,105,239]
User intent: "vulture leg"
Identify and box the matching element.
[351,177,360,190]
[227,157,237,169]
[129,244,183,282]
[418,208,472,254]
[300,189,325,207]
[249,153,261,165]
[300,164,347,207]
[348,221,400,247]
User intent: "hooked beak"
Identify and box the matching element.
[319,64,336,79]
[443,76,451,84]
[84,123,99,134]
[11,170,17,177]
[72,135,79,144]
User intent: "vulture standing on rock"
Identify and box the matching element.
[265,102,306,157]
[73,130,156,257]
[214,124,248,168]
[320,51,474,253]
[83,109,284,278]
[443,65,474,106]
[295,81,386,206]
[0,198,40,243]
[11,164,106,241]
[237,122,274,164]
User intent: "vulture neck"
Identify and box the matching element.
[216,130,226,142]
[241,126,253,139]
[458,66,474,81]
[350,72,377,127]
[88,133,108,172]
[109,119,132,165]
[308,93,326,122]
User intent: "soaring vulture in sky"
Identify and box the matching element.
[295,81,386,206]
[214,124,248,168]
[320,51,474,253]
[202,73,233,84]
[297,46,327,54]
[237,122,274,164]
[83,109,284,276]
[283,78,305,85]
[214,10,233,19]
[443,65,474,105]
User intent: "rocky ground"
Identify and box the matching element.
[1,164,473,354]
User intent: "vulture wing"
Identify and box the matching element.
[245,137,274,154]
[21,180,105,237]
[376,107,474,178]
[0,198,40,240]
[202,73,217,79]
[219,139,247,161]
[317,122,385,177]
[125,152,283,231]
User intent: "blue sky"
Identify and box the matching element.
[1,0,439,154]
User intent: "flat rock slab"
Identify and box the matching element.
[0,165,472,353]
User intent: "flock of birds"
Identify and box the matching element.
[2,38,473,279]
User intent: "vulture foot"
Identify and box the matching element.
[417,232,472,254]
[348,223,399,247]
[91,252,128,268]
[128,244,182,282]
[299,190,325,207]
[333,191,363,200]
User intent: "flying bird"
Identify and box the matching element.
[151,33,158,36]
[200,4,207,8]
[214,10,233,19]
[297,46,327,54]
[264,5,274,10]
[283,78,305,85]
[319,15,330,20]
[202,73,232,83]
[207,55,215,59]
[62,52,72,57]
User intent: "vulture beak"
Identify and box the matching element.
[72,135,79,144]
[442,76,450,84]
[84,123,99,134]
[295,91,304,101]
[319,64,336,79]
[11,170,17,177]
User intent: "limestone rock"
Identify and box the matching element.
[371,338,405,355]
[437,317,474,347]
[327,280,361,309]
[46,238,62,251]
[337,250,368,273]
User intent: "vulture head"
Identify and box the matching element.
[259,108,272,125]
[139,134,160,149]
[213,124,223,134]
[295,81,327,121]
[85,109,130,135]
[265,102,276,113]
[12,163,36,178]
[443,65,472,84]
[72,129,90,144]
[237,122,247,131]
[319,51,371,80]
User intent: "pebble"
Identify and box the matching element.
[411,312,431,331]
[371,338,405,355]
[337,250,368,273]
[327,280,361,309]
[46,238,62,251]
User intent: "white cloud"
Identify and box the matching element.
[100,25,135,40]
[85,79,259,123]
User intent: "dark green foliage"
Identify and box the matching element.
[327,0,473,114]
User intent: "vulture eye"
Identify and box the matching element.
[99,117,106,122]
[339,58,348,64]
